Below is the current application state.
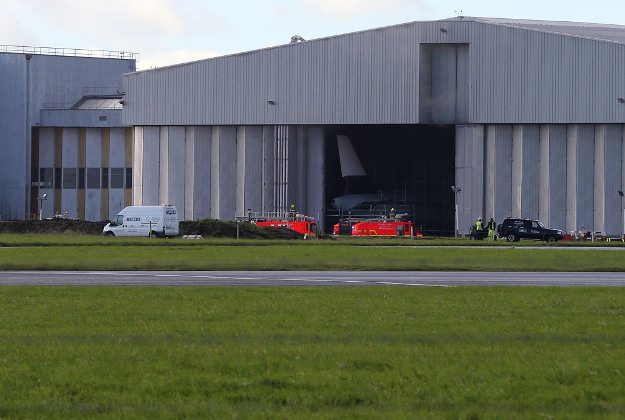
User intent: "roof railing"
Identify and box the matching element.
[0,44,138,61]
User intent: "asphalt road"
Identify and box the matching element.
[0,271,624,286]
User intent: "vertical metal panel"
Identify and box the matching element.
[604,125,622,236]
[484,125,496,219]
[158,126,169,205]
[0,53,27,219]
[142,126,160,206]
[295,126,307,211]
[262,126,275,214]
[191,126,211,219]
[547,125,567,231]
[576,124,595,230]
[109,128,126,167]
[494,125,513,222]
[167,126,186,217]
[566,125,578,232]
[594,125,606,232]
[431,44,457,123]
[133,127,144,206]
[511,125,523,217]
[520,125,540,219]
[210,126,237,219]
[538,125,550,225]
[108,188,125,220]
[306,126,325,230]
[243,126,263,214]
[219,127,237,220]
[455,124,484,235]
[61,128,78,218]
[38,128,55,218]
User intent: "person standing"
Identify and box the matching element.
[476,217,483,231]
[487,217,496,241]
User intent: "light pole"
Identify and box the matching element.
[619,190,624,239]
[38,193,47,221]
[451,186,461,238]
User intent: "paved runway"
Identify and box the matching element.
[1,271,624,286]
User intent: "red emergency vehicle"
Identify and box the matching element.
[243,212,318,237]
[333,218,422,237]
[254,219,318,236]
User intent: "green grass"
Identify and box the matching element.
[1,287,624,418]
[2,233,625,248]
[2,241,625,271]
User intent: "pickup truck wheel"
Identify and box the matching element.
[506,234,517,242]
[546,235,557,243]
[104,231,114,237]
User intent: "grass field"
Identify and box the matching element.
[2,234,625,271]
[1,286,624,418]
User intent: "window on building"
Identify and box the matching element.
[125,168,132,189]
[40,168,53,188]
[110,168,124,189]
[54,168,62,189]
[102,168,109,188]
[63,168,76,189]
[87,168,100,189]
[78,168,85,189]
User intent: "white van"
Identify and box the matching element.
[103,205,179,238]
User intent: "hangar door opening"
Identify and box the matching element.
[325,124,455,235]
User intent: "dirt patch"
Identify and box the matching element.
[0,218,303,239]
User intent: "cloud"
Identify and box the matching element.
[140,48,227,69]
[302,0,429,19]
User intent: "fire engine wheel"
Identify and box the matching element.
[104,231,115,237]
[506,234,518,242]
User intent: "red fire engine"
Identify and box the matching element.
[333,217,422,237]
[241,212,318,237]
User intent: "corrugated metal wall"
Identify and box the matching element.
[124,19,625,127]
[133,124,325,226]
[464,123,625,237]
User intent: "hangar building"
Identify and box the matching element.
[0,47,136,221]
[130,18,625,235]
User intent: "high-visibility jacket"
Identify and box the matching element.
[476,221,483,230]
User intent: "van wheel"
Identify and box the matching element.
[506,234,517,242]
[149,231,157,238]
[104,231,115,237]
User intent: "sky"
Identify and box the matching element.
[1,0,625,69]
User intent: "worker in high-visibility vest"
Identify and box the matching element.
[476,217,484,231]
[289,204,297,221]
[487,218,496,240]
